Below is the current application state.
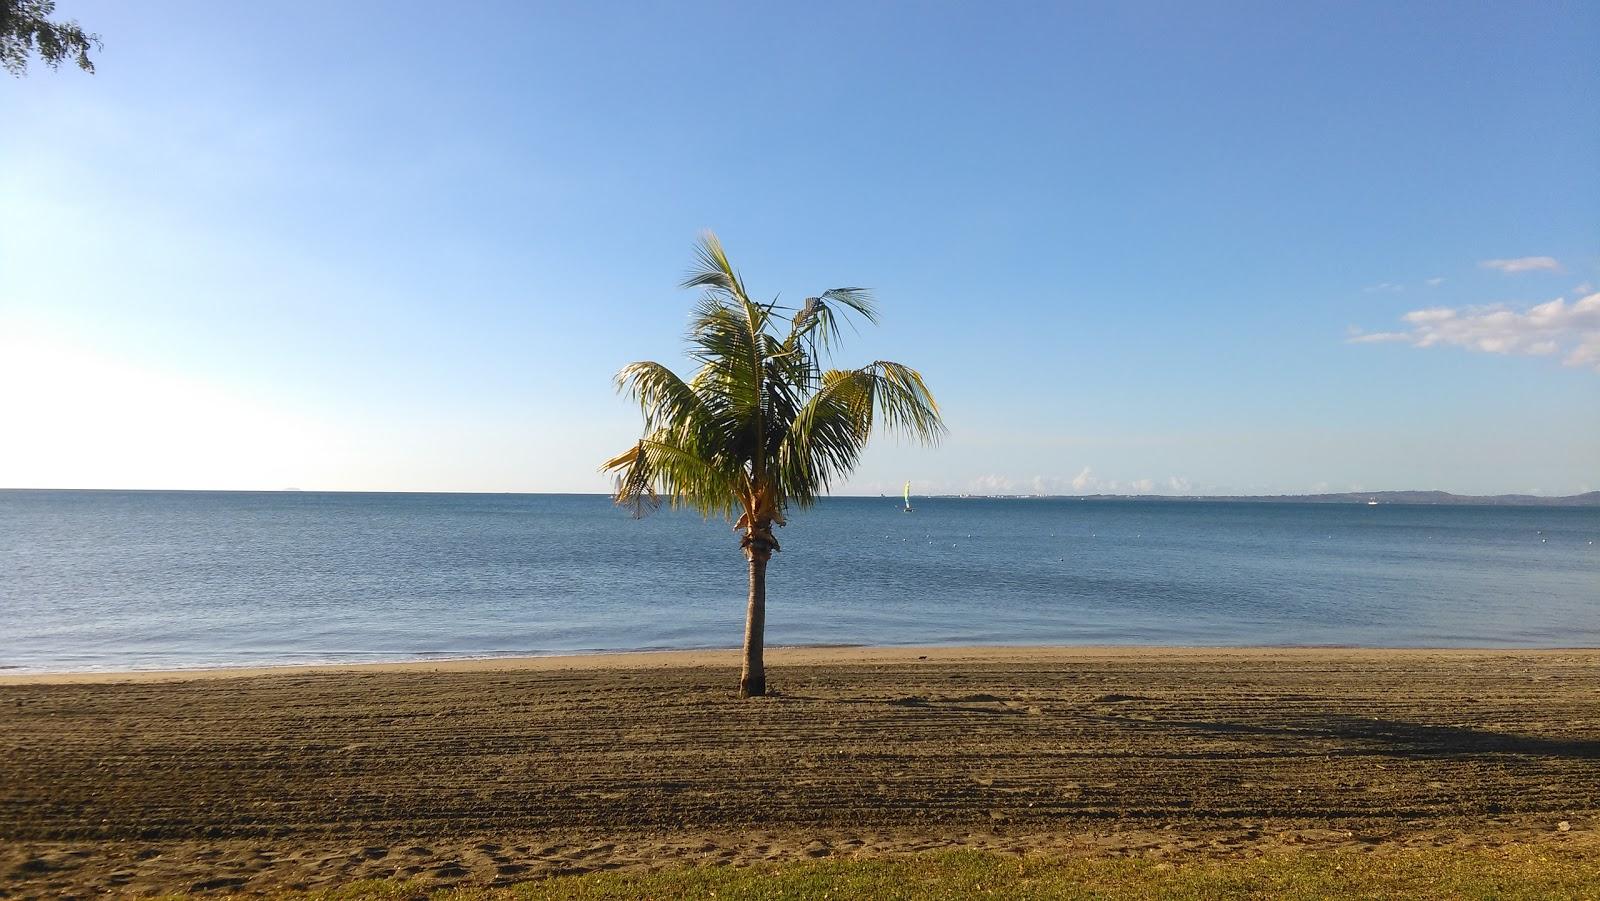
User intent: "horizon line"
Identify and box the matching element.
[1,487,1595,501]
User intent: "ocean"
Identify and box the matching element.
[2,490,1596,672]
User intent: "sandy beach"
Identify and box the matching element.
[2,646,1596,897]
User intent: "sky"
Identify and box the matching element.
[2,1,1596,496]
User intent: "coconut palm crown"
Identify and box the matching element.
[602,232,944,697]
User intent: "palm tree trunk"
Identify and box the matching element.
[739,551,768,698]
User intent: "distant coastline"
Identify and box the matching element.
[937,490,1600,507]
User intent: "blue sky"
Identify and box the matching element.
[2,1,1596,495]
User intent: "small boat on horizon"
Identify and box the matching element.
[903,481,913,513]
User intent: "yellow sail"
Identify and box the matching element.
[903,481,912,510]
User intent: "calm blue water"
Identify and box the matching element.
[2,490,1596,672]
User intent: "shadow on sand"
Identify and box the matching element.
[1099,712,1600,759]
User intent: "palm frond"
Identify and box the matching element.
[854,360,946,444]
[615,361,704,432]
[776,368,874,505]
[601,432,743,520]
[790,287,878,354]
[680,230,746,300]
[686,298,764,458]
[817,287,878,323]
[599,441,661,518]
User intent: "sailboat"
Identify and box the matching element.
[903,480,913,513]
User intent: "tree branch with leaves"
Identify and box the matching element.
[2,0,99,76]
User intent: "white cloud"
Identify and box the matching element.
[1479,256,1562,274]
[1425,277,1445,288]
[1405,307,1457,324]
[967,469,1194,496]
[1069,468,1125,494]
[1363,282,1404,293]
[971,473,1017,494]
[1349,292,1600,372]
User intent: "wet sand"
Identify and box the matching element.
[1,646,1596,896]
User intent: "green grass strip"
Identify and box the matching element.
[170,846,1600,901]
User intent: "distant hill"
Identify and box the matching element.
[946,491,1600,507]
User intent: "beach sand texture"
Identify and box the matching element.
[1,646,1596,896]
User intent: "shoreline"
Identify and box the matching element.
[3,642,1596,685]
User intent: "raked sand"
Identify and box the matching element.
[2,646,1597,896]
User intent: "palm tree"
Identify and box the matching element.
[603,233,945,697]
